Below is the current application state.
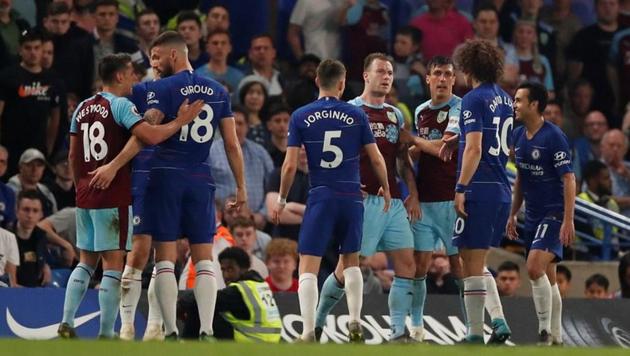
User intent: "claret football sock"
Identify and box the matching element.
[62,263,94,327]
[315,273,345,329]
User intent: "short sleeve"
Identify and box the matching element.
[3,230,19,266]
[69,100,86,134]
[446,100,462,135]
[49,80,61,108]
[460,95,483,134]
[287,112,303,147]
[346,3,364,25]
[265,168,281,193]
[112,97,143,130]
[289,0,307,26]
[551,130,573,176]
[393,106,404,129]
[359,110,376,145]
[217,87,233,120]
[146,80,170,116]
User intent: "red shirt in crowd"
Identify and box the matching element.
[266,276,299,292]
[410,8,474,61]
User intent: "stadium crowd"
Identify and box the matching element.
[0,0,628,301]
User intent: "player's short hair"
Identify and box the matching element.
[229,216,256,233]
[176,10,201,28]
[497,261,520,273]
[91,0,119,13]
[427,56,454,73]
[17,190,44,209]
[396,25,422,45]
[582,160,608,183]
[19,30,42,46]
[250,33,275,48]
[556,265,572,281]
[364,52,394,71]
[454,39,504,83]
[46,2,71,16]
[150,31,186,51]
[316,59,346,90]
[136,8,158,25]
[474,2,499,19]
[98,53,132,84]
[517,81,548,114]
[585,273,609,290]
[265,238,298,262]
[218,247,251,270]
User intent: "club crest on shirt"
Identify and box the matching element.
[387,111,397,124]
[532,148,541,160]
[437,111,448,123]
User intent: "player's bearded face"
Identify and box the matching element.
[150,46,175,78]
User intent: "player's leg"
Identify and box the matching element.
[299,254,323,341]
[188,243,216,339]
[460,248,489,342]
[143,265,165,341]
[527,249,555,344]
[99,249,126,338]
[547,262,563,345]
[119,233,152,340]
[154,242,179,338]
[59,207,99,338]
[411,250,431,340]
[315,259,345,336]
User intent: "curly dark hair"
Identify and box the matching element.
[454,39,504,84]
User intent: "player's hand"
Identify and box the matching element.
[228,187,247,212]
[41,264,52,286]
[176,99,205,125]
[88,163,117,190]
[439,133,458,162]
[381,188,391,213]
[560,220,575,247]
[272,202,285,225]
[506,214,519,240]
[404,194,421,223]
[61,244,77,266]
[454,192,467,218]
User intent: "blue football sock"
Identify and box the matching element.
[411,276,427,327]
[98,270,122,338]
[388,276,414,339]
[62,263,94,327]
[315,273,345,329]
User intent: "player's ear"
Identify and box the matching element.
[363,70,369,82]
[315,76,321,89]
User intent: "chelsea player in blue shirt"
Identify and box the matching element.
[507,82,576,346]
[272,59,390,343]
[452,39,514,344]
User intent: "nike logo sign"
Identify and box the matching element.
[6,308,100,340]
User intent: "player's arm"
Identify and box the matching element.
[506,170,523,240]
[5,261,17,287]
[287,24,304,59]
[37,218,76,266]
[560,172,576,246]
[68,135,80,186]
[273,147,299,224]
[398,141,421,222]
[454,131,482,218]
[46,107,60,155]
[365,143,391,212]
[220,117,247,211]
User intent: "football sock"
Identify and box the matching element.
[531,274,552,333]
[155,261,178,336]
[99,270,122,338]
[146,267,163,326]
[194,260,217,336]
[389,276,413,338]
[411,276,427,327]
[484,267,505,320]
[120,265,142,327]
[62,263,94,327]
[343,267,363,323]
[551,283,563,340]
[464,276,486,337]
[299,273,318,337]
[315,273,345,329]
[454,277,467,324]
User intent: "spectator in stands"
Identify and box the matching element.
[222,196,272,255]
[513,19,555,97]
[264,238,298,293]
[426,253,460,294]
[567,0,620,124]
[288,0,344,60]
[540,0,583,87]
[496,261,521,297]
[0,30,61,176]
[608,26,630,117]
[13,190,50,287]
[205,5,230,33]
[543,99,564,128]
[392,26,426,108]
[0,145,15,229]
[564,79,595,141]
[409,0,474,61]
[91,0,143,81]
[0,227,18,287]
[40,34,54,70]
[265,146,308,240]
[37,207,77,266]
[600,129,630,216]
[195,30,244,94]
[43,2,93,100]
[229,217,268,278]
[0,0,30,68]
[176,10,208,70]
[556,264,572,298]
[245,35,284,97]
[264,101,290,168]
[471,4,519,92]
[620,0,630,26]
[8,149,57,217]
[585,273,610,298]
[135,8,160,69]
[238,77,270,146]
[361,254,386,294]
[45,150,74,210]
[573,111,609,182]
[285,54,319,111]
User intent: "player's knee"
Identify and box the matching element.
[527,264,545,280]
